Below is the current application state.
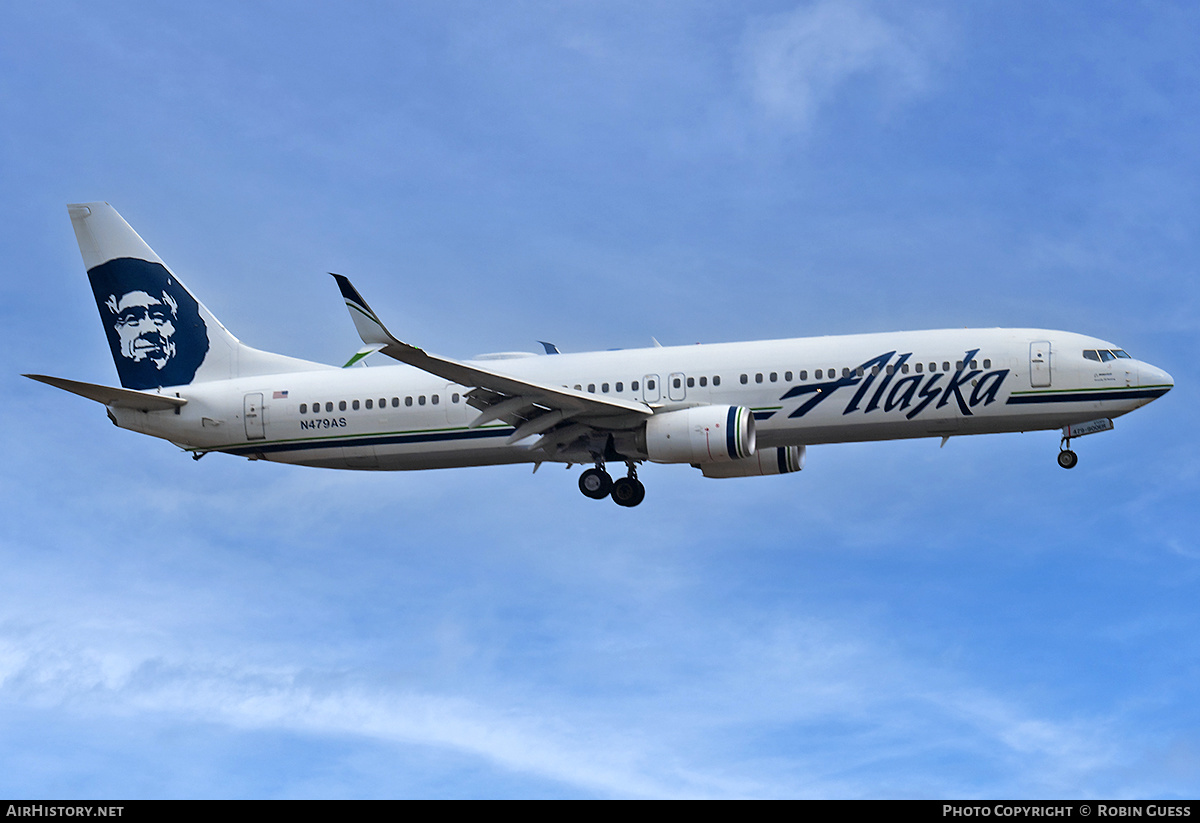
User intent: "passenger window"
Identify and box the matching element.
[687,377,694,388]
[815,369,823,379]
[712,376,721,386]
[982,360,991,369]
[325,402,333,413]
[405,396,413,407]
[647,379,656,390]
[365,399,372,410]
[672,378,681,389]
[769,372,777,382]
[699,376,707,387]
[300,403,307,414]
[632,381,639,391]
[970,360,978,369]
[352,400,360,410]
[339,400,347,411]
[588,384,596,393]
[452,393,460,403]
[755,373,763,383]
[956,361,963,370]
[391,397,399,408]
[885,366,893,375]
[785,371,792,382]
[843,368,851,378]
[915,363,923,373]
[380,398,386,408]
[901,364,909,374]
[418,396,426,405]
[431,394,439,405]
[574,385,582,391]
[942,362,950,372]
[799,370,807,381]
[616,382,624,392]
[602,383,610,392]
[740,374,748,384]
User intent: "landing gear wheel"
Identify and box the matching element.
[611,476,646,507]
[1057,449,1078,470]
[579,467,613,499]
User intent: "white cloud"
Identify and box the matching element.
[0,604,1139,798]
[743,0,941,128]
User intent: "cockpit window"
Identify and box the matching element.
[1084,348,1133,363]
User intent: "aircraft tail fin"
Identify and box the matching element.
[68,203,330,389]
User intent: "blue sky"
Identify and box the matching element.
[1,0,1198,798]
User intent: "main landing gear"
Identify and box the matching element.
[578,462,645,507]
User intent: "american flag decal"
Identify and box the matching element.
[273,390,288,399]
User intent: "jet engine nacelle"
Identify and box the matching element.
[642,405,756,464]
[698,445,805,478]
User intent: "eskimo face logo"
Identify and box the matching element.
[88,257,210,389]
[106,289,178,369]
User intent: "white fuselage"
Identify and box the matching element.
[112,327,1173,471]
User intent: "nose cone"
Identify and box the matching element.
[1145,363,1173,396]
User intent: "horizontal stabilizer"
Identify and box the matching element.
[24,374,188,411]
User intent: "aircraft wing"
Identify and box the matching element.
[332,275,651,449]
[24,374,188,411]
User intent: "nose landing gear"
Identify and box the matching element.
[1055,419,1115,469]
[577,461,645,507]
[1058,435,1078,469]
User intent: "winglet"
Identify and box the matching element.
[539,341,560,355]
[331,273,409,349]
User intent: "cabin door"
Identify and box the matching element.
[244,392,265,440]
[1030,341,1051,388]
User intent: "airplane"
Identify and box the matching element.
[24,202,1174,508]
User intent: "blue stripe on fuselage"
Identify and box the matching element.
[221,426,514,457]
